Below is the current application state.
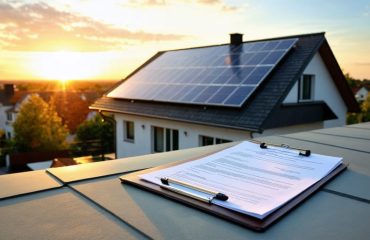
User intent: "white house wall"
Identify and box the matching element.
[283,53,347,128]
[0,105,12,136]
[283,82,298,103]
[114,113,251,158]
[114,113,327,158]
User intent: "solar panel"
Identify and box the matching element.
[107,38,298,107]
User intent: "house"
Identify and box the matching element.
[354,86,369,102]
[90,32,359,158]
[0,84,16,138]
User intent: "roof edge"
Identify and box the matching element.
[318,40,360,112]
[89,105,261,133]
[262,101,338,129]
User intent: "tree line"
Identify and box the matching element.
[2,94,114,157]
[345,73,370,124]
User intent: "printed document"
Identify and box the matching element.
[140,141,343,219]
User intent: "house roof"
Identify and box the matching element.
[352,86,362,94]
[356,86,369,92]
[0,85,15,106]
[0,122,370,239]
[91,32,359,133]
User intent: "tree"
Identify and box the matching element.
[347,93,370,124]
[74,114,114,157]
[344,72,358,88]
[360,95,370,122]
[12,94,69,152]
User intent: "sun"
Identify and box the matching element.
[30,51,105,83]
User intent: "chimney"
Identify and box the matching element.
[230,33,243,45]
[4,84,14,98]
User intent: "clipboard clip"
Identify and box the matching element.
[259,142,311,157]
[160,177,228,203]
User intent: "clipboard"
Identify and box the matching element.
[120,142,347,232]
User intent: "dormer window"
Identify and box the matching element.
[299,74,314,101]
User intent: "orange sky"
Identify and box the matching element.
[0,0,369,81]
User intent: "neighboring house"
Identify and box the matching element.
[3,108,14,138]
[91,32,359,158]
[4,93,40,139]
[0,84,17,139]
[0,85,99,138]
[354,86,369,102]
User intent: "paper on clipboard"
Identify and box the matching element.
[139,141,343,219]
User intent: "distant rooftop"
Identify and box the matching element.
[0,122,369,239]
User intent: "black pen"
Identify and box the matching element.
[160,177,228,202]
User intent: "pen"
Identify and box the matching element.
[160,177,228,202]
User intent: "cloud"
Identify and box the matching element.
[0,1,185,51]
[197,0,220,4]
[125,0,238,12]
[221,5,238,12]
[196,0,238,12]
[355,62,370,66]
[128,0,167,7]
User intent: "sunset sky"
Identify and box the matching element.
[0,0,369,81]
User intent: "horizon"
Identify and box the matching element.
[0,0,369,81]
[0,79,119,82]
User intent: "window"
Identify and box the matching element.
[154,126,164,152]
[201,135,214,146]
[6,112,12,121]
[299,74,314,101]
[200,135,231,146]
[153,126,179,153]
[124,121,135,142]
[215,138,232,144]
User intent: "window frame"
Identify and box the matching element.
[6,112,12,121]
[299,74,315,101]
[123,120,135,143]
[199,135,232,146]
[152,126,179,153]
[200,135,214,146]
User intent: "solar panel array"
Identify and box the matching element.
[107,38,298,107]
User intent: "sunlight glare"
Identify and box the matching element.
[30,51,107,82]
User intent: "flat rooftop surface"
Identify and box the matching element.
[1,122,369,239]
